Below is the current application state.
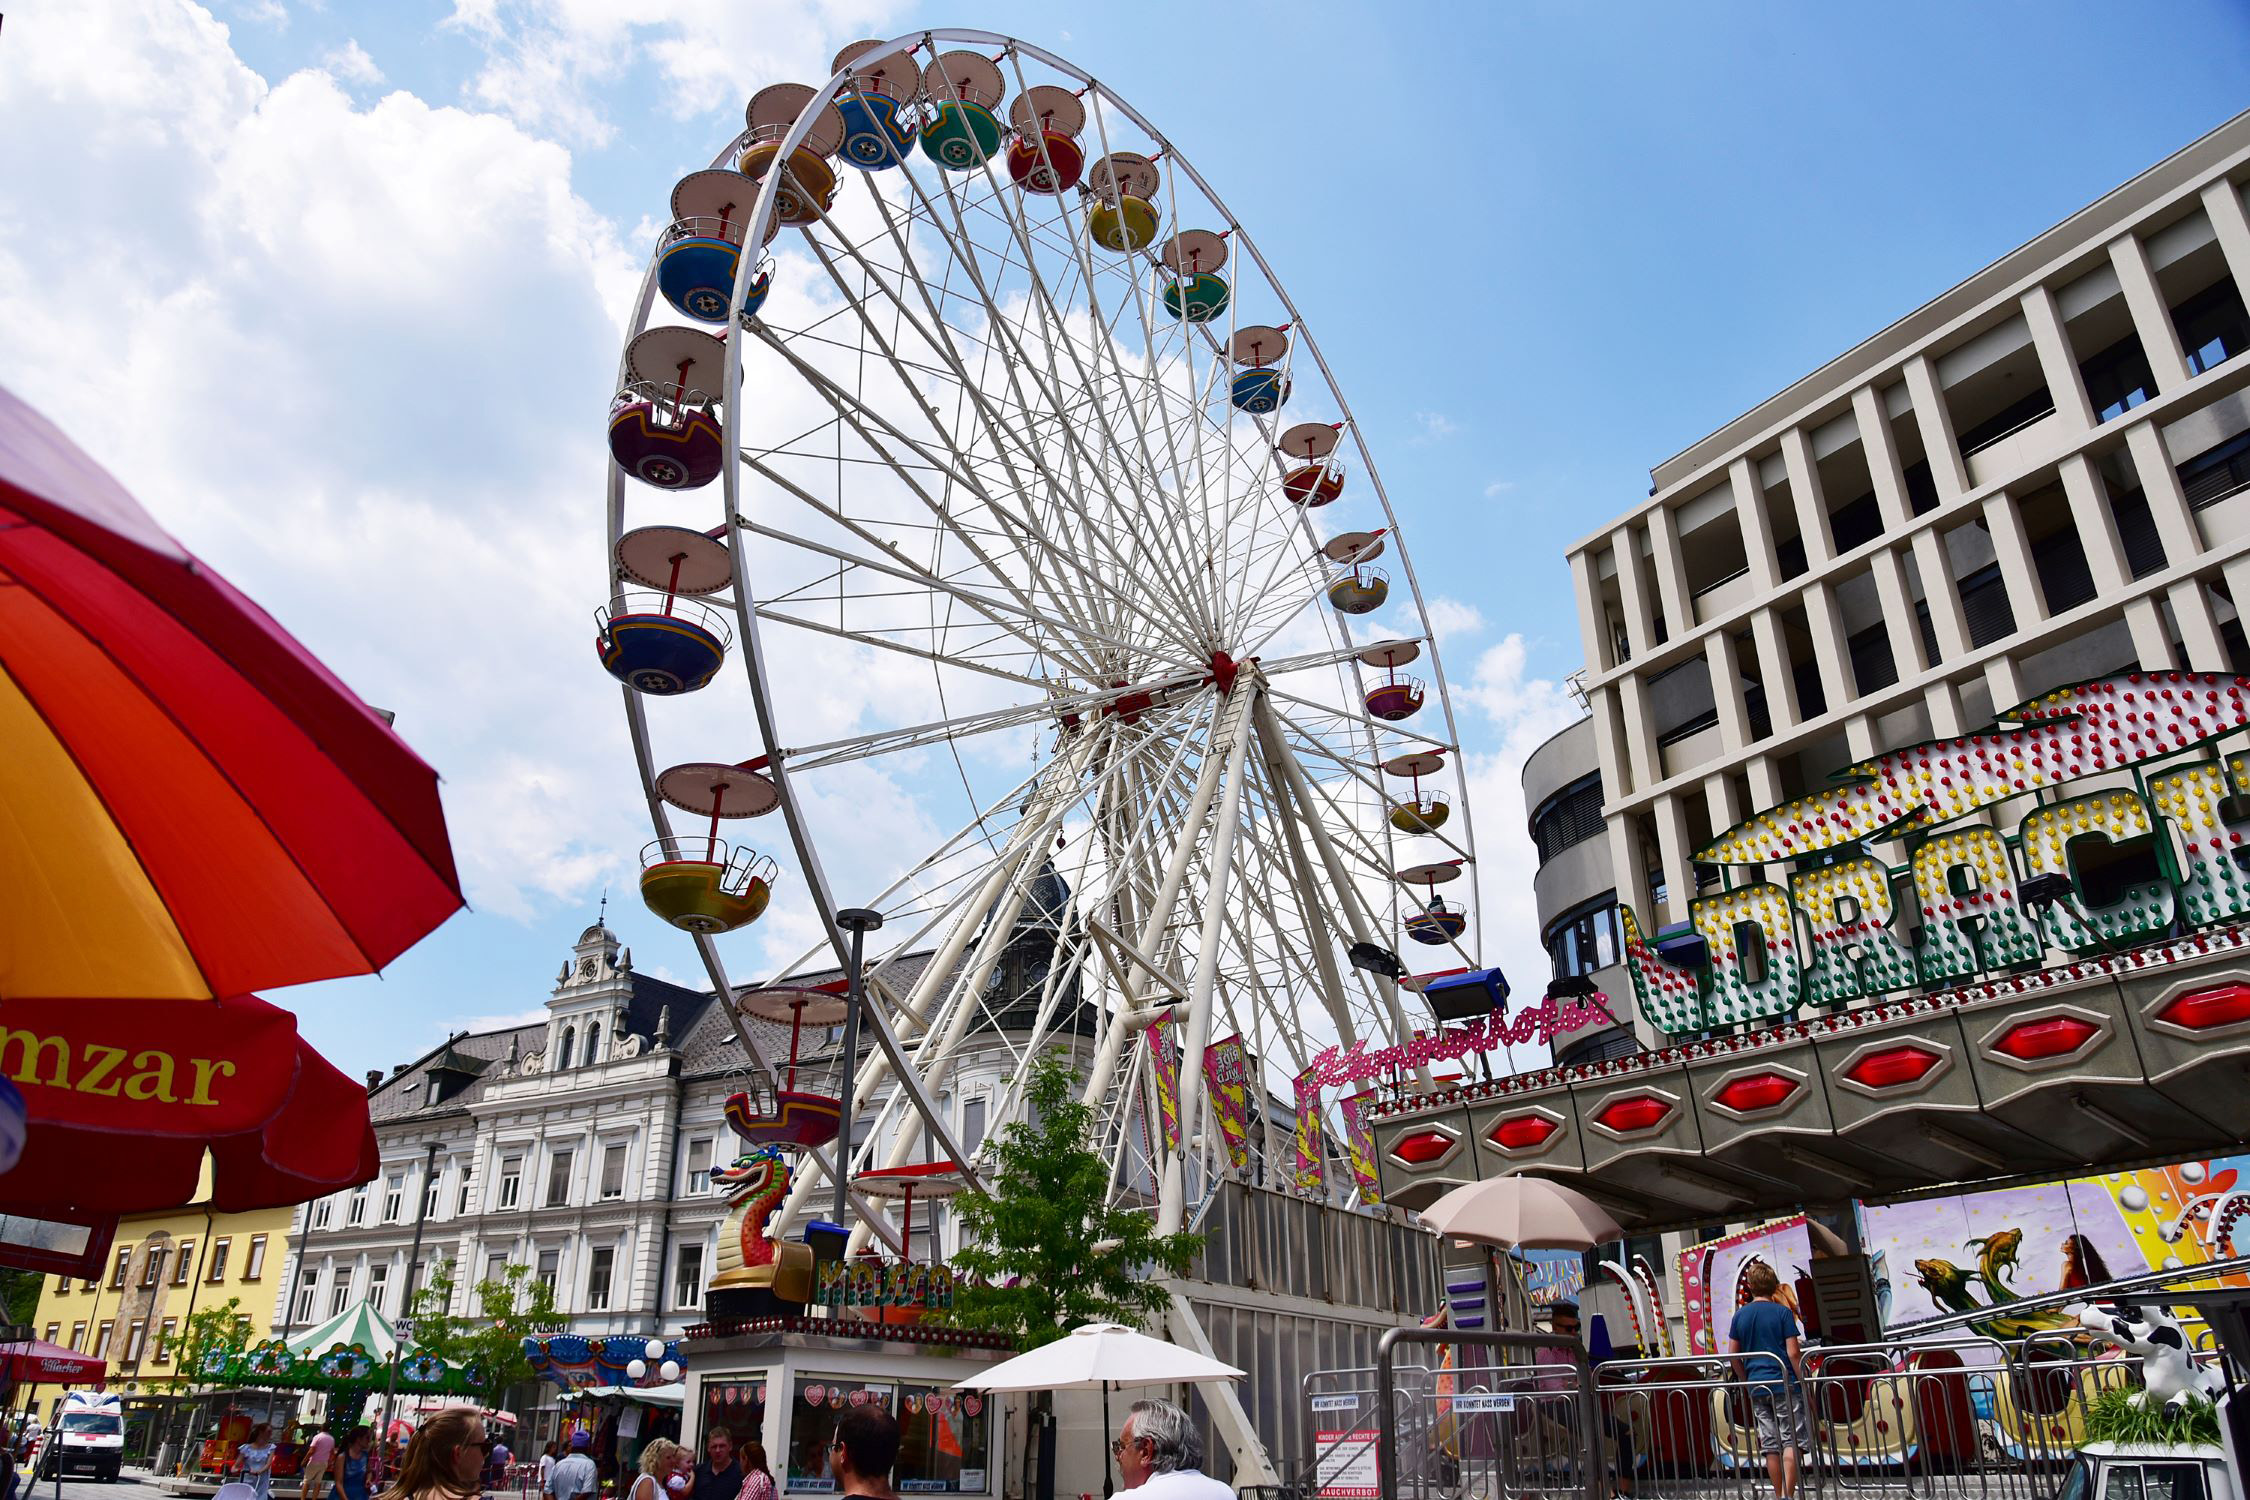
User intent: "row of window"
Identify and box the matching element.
[54,1234,267,1299]
[42,1312,207,1366]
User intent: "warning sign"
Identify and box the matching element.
[1314,1429,1378,1498]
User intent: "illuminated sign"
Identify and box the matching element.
[1623,673,2250,1035]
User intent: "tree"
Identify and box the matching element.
[0,1269,43,1331]
[404,1262,563,1408]
[157,1295,251,1380]
[950,1052,1203,1349]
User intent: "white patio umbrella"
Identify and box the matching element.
[955,1323,1243,1496]
[1419,1174,1623,1250]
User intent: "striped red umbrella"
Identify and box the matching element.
[0,383,460,1222]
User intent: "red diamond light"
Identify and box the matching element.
[1843,1044,1942,1091]
[1488,1114,1560,1151]
[1713,1071,1801,1115]
[1592,1094,1674,1134]
[2155,983,2250,1032]
[1391,1130,1456,1166]
[1991,1015,2100,1062]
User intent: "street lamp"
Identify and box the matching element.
[378,1141,441,1441]
[830,910,884,1232]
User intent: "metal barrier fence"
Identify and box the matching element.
[1337,1332,2204,1500]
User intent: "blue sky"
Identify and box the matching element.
[5,0,2246,1076]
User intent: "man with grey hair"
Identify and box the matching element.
[1111,1399,1233,1499]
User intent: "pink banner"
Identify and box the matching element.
[1291,1066,1327,1193]
[1143,1011,1181,1152]
[1204,1033,1252,1171]
[1339,1090,1383,1202]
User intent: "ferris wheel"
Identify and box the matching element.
[598,29,1485,1252]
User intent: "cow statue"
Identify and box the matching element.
[706,1147,815,1318]
[2077,1304,2224,1410]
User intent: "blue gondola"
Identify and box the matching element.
[1231,369,1290,413]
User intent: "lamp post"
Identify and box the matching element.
[378,1142,441,1442]
[831,910,884,1231]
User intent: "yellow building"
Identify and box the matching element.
[25,1170,295,1410]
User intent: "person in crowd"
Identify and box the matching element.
[238,1423,279,1500]
[690,1426,740,1500]
[732,1441,775,1500]
[1112,1399,1231,1500]
[827,1409,897,1500]
[623,1439,691,1500]
[302,1424,337,1500]
[487,1434,512,1491]
[375,1409,490,1500]
[1729,1260,1811,1500]
[333,1426,377,1500]
[546,1432,598,1500]
[537,1442,559,1497]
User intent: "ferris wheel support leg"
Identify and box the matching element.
[1079,691,1246,1110]
[1250,695,1430,1086]
[1249,728,1363,1055]
[1161,1289,1282,1486]
[1156,684,1258,1238]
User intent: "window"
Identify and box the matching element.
[484,1251,507,1287]
[69,1323,85,1352]
[2105,1461,2211,1500]
[311,1197,333,1230]
[545,1149,575,1208]
[124,1320,147,1364]
[456,1168,474,1216]
[1957,563,2016,648]
[207,1238,231,1283]
[328,1276,351,1317]
[674,1243,705,1308]
[368,1264,390,1315]
[586,1246,615,1312]
[1530,774,1604,865]
[110,1244,131,1288]
[292,1269,318,1325]
[1957,385,2056,457]
[2172,277,2250,377]
[52,1276,68,1295]
[243,1235,268,1281]
[141,1247,165,1287]
[154,1318,177,1364]
[1847,622,1898,695]
[685,1137,715,1195]
[42,1323,58,1345]
[585,1022,602,1065]
[535,1249,560,1295]
[94,1322,113,1359]
[346,1189,368,1227]
[962,1097,988,1159]
[913,1204,944,1264]
[1827,491,1884,553]
[600,1143,628,1200]
[1545,897,1622,979]
[382,1174,404,1223]
[2181,431,2250,511]
[2032,528,2097,614]
[2080,333,2154,422]
[497,1155,523,1210]
[558,1026,575,1070]
[173,1242,196,1285]
[424,1168,442,1218]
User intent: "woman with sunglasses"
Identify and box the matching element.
[375,1408,489,1500]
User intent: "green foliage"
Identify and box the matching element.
[0,1269,44,1329]
[2084,1386,2221,1447]
[949,1053,1202,1349]
[405,1262,562,1406]
[159,1297,250,1386]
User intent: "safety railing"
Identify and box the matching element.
[1374,1325,1600,1500]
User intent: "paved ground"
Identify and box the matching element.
[19,1473,158,1500]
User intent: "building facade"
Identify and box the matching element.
[26,1171,294,1401]
[1528,111,2250,1049]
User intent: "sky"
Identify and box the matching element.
[3,0,2246,1079]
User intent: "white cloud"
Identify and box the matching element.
[1455,635,1584,1065]
[235,0,288,28]
[1423,596,1486,643]
[322,39,384,86]
[1411,410,1459,443]
[452,1007,549,1035]
[1483,478,1516,497]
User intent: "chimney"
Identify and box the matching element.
[365,1069,384,1091]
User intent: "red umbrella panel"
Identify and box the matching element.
[0,992,376,1218]
[0,1340,106,1386]
[0,383,462,1001]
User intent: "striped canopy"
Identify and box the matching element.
[288,1301,407,1362]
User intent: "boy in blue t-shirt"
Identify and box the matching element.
[1727,1262,1809,1499]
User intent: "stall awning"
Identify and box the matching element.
[574,1384,683,1408]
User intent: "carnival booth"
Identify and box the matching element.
[522,1335,690,1472]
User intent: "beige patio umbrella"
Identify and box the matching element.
[1420,1174,1623,1250]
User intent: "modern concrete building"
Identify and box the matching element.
[1528,110,2250,1049]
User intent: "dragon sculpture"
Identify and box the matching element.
[706,1147,814,1318]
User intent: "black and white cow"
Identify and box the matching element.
[2077,1304,2224,1410]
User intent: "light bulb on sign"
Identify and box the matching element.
[644,1338,667,1360]
[626,1359,647,1380]
[660,1359,681,1382]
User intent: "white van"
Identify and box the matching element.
[37,1391,124,1482]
